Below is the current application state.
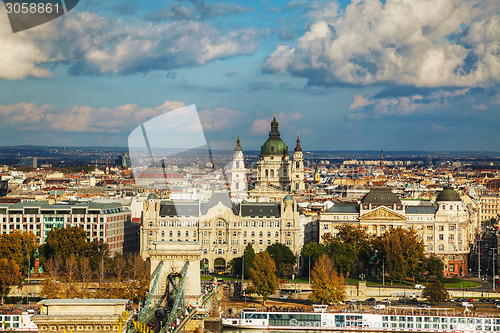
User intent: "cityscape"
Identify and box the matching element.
[0,0,499,332]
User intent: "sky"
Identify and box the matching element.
[0,0,499,152]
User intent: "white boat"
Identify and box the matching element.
[221,305,500,332]
[0,309,38,332]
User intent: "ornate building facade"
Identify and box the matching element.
[318,187,476,277]
[140,193,307,272]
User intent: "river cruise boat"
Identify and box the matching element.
[221,305,500,332]
[0,308,38,332]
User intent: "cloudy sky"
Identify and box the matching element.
[0,0,499,151]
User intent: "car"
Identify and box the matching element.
[462,302,474,308]
[496,304,500,309]
[381,299,392,304]
[280,294,291,300]
[414,284,425,289]
[350,299,358,303]
[366,298,376,302]
[373,304,386,310]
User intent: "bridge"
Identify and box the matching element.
[127,242,209,333]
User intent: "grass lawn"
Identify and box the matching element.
[444,281,481,288]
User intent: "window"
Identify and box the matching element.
[267,232,271,237]
[287,222,291,227]
[233,249,237,254]
[274,222,279,228]
[251,231,255,237]
[439,234,444,240]
[243,231,247,237]
[438,244,444,251]
[275,232,279,237]
[259,231,263,237]
[323,224,329,230]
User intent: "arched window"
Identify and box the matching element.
[296,161,300,168]
[243,231,247,237]
[427,244,433,251]
[270,169,274,178]
[251,231,255,237]
[265,169,268,177]
[449,244,455,251]
[259,231,263,237]
[236,161,240,168]
[439,244,444,251]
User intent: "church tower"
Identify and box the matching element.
[256,113,291,189]
[291,133,305,193]
[230,134,247,200]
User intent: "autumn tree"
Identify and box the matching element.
[64,254,78,298]
[375,227,425,283]
[0,259,22,303]
[249,252,279,305]
[0,231,38,275]
[310,254,345,304]
[266,243,296,278]
[423,281,449,304]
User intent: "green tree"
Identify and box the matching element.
[425,255,444,280]
[266,243,296,278]
[337,224,374,269]
[310,254,345,304]
[375,228,425,283]
[301,242,326,264]
[322,234,357,276]
[249,252,279,305]
[0,259,22,303]
[243,243,255,280]
[423,280,449,303]
[43,227,89,262]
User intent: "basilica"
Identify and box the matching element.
[230,113,305,200]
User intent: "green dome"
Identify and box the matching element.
[260,114,288,156]
[261,137,288,156]
[436,186,460,201]
[147,193,157,200]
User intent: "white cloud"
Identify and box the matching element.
[0,101,185,132]
[198,107,244,131]
[0,5,261,79]
[347,88,476,119]
[262,0,500,87]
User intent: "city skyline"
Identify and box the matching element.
[0,0,498,151]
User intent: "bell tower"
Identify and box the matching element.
[230,134,247,200]
[291,133,305,193]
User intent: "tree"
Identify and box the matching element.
[301,242,326,265]
[0,259,22,303]
[249,252,279,305]
[423,281,449,304]
[375,228,425,283]
[43,227,89,262]
[243,243,255,280]
[322,235,357,276]
[0,231,38,276]
[310,254,345,304]
[425,255,444,280]
[266,243,296,278]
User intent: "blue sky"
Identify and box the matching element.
[0,0,499,151]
